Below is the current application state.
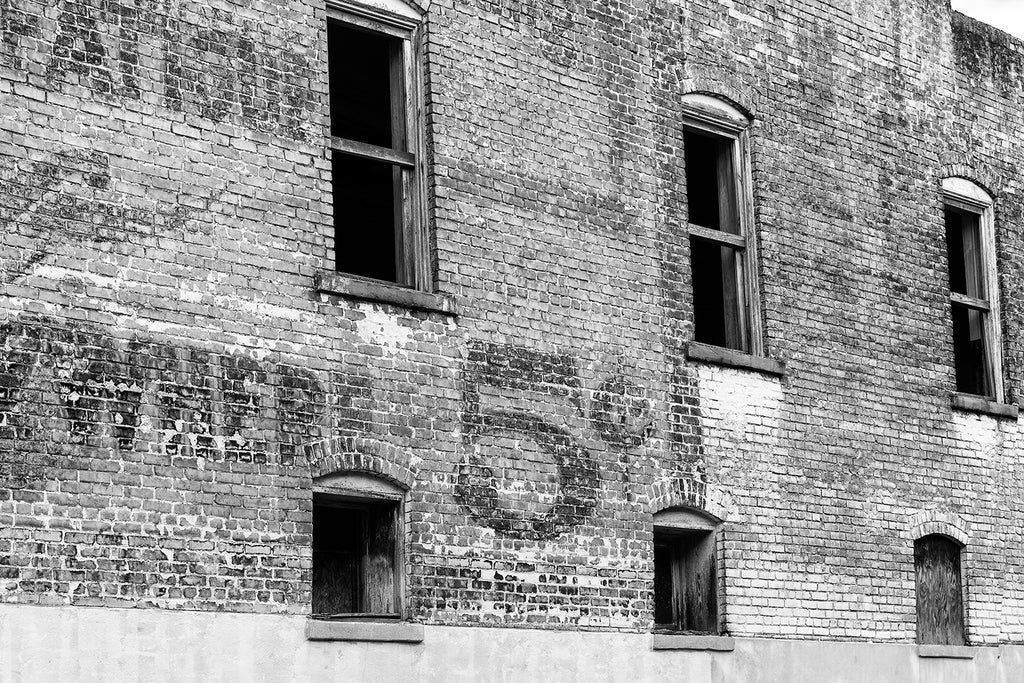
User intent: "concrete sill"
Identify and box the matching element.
[686,342,785,377]
[951,393,1018,419]
[315,270,457,316]
[652,634,735,651]
[917,644,974,659]
[305,618,424,643]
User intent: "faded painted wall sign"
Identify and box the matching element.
[457,342,613,540]
[1,0,316,139]
[0,315,372,488]
[0,149,217,283]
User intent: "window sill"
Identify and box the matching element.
[315,270,457,316]
[951,393,1019,419]
[686,342,785,376]
[305,618,424,643]
[917,644,974,659]
[652,634,735,651]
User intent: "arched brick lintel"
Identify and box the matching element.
[909,510,970,547]
[307,436,417,491]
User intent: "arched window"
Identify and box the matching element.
[941,177,1002,402]
[914,534,966,645]
[653,507,722,633]
[312,472,406,618]
[680,94,763,357]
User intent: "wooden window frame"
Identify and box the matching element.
[312,472,406,620]
[941,177,1003,402]
[682,95,763,357]
[653,507,723,635]
[327,0,430,291]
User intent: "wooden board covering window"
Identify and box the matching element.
[915,535,965,646]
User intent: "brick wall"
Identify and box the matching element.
[1,0,1024,644]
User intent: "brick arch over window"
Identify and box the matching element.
[307,435,416,490]
[908,510,970,547]
[645,479,730,522]
[938,162,1001,198]
[682,67,761,120]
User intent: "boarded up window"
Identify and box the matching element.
[312,496,399,617]
[914,535,965,646]
[654,527,718,633]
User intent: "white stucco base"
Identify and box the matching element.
[2,604,1022,682]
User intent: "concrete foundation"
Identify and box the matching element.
[2,605,1022,682]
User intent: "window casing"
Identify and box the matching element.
[942,178,1002,401]
[653,508,721,634]
[312,473,405,619]
[327,1,428,290]
[683,95,762,356]
[915,534,966,646]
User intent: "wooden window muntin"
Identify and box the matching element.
[914,534,966,646]
[327,2,428,290]
[941,178,1001,401]
[683,99,762,356]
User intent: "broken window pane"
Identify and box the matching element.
[951,303,991,397]
[328,21,397,148]
[915,535,965,646]
[945,208,984,298]
[690,239,744,351]
[333,151,399,282]
[684,129,738,234]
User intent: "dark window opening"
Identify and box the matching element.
[653,527,718,633]
[312,496,398,618]
[327,17,414,286]
[945,206,992,397]
[684,129,738,234]
[951,305,990,397]
[333,152,400,282]
[691,239,743,351]
[945,208,984,298]
[915,535,965,646]
[329,22,398,148]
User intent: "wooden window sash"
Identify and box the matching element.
[950,292,990,312]
[688,224,746,250]
[683,114,763,357]
[941,183,1002,403]
[330,137,415,168]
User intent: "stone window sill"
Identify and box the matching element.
[917,644,974,659]
[652,634,735,651]
[315,270,457,316]
[305,618,425,643]
[951,392,1019,419]
[686,342,785,377]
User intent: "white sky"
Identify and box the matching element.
[951,0,1024,39]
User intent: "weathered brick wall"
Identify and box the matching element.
[2,0,1024,643]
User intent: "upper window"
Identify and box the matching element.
[312,473,404,619]
[327,0,427,289]
[653,508,721,634]
[941,178,1002,401]
[914,534,966,646]
[683,95,762,355]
